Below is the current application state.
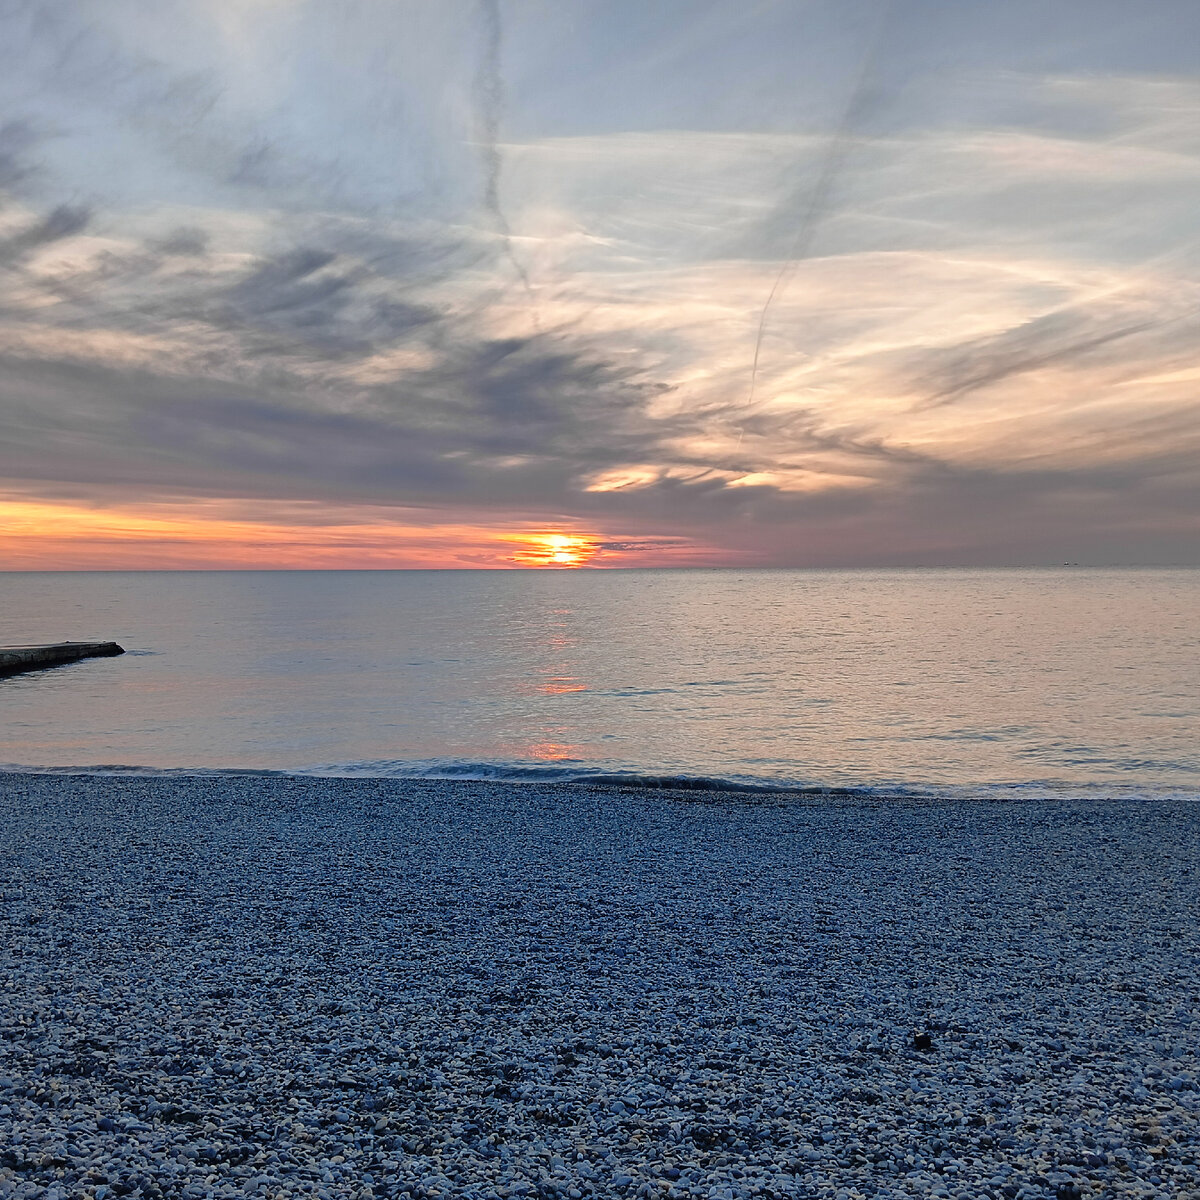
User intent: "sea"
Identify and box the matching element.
[1,568,1197,798]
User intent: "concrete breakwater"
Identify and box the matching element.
[0,641,125,676]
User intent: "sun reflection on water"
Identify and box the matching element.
[525,741,581,761]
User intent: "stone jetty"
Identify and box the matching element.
[0,641,125,676]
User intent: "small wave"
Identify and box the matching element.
[297,760,808,794]
[291,761,1200,801]
[0,758,860,795]
[1,758,1194,801]
[0,763,291,779]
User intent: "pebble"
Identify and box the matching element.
[0,773,1197,1199]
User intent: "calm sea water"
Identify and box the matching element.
[1,569,1197,796]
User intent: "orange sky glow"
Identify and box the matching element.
[0,498,732,570]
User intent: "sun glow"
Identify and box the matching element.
[511,532,597,568]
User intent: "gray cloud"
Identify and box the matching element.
[0,202,90,267]
[0,119,40,191]
[912,309,1165,409]
[149,226,208,256]
[0,230,671,508]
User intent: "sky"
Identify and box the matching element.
[1,0,1198,568]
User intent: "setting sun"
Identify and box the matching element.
[510,532,597,568]
[548,535,579,565]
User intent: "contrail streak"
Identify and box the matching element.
[476,0,538,325]
[743,0,893,415]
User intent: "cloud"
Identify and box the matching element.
[1,3,1199,564]
[0,202,90,266]
[150,225,209,256]
[911,310,1167,410]
[0,119,40,190]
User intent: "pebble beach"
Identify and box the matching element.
[1,773,1197,1200]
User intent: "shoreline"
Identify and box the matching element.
[1,763,1196,805]
[2,773,1197,1199]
